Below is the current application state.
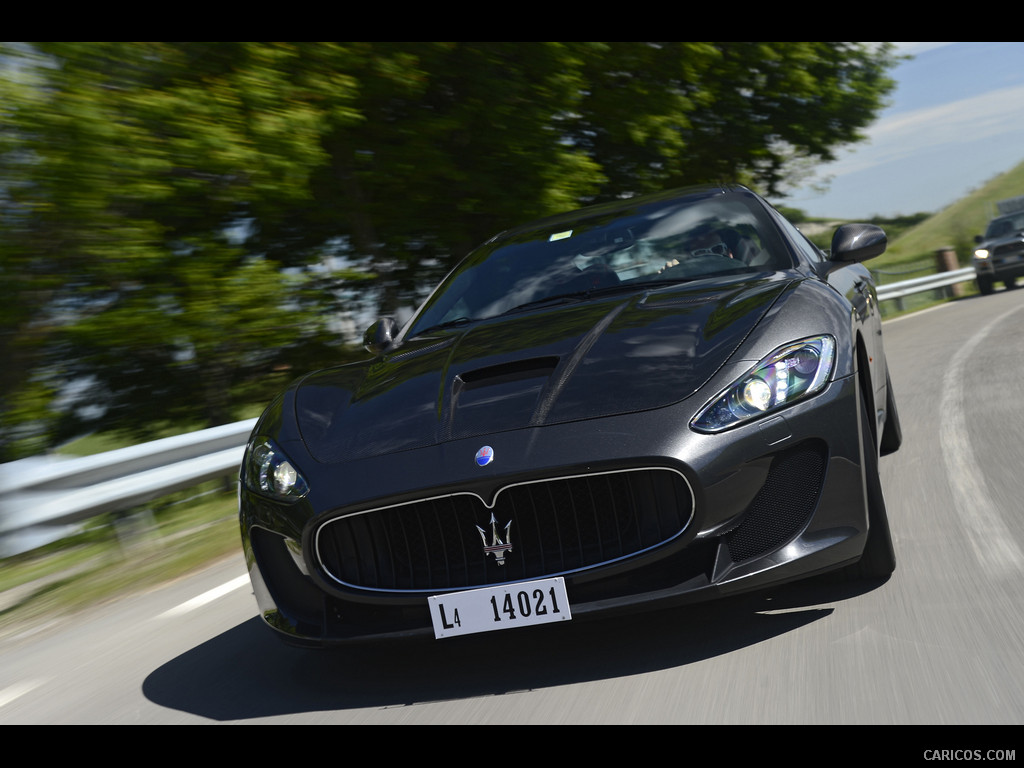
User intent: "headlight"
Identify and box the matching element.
[243,437,310,501]
[691,335,836,433]
[974,249,990,260]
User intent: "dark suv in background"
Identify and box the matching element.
[974,208,1024,295]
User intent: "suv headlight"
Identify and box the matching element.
[243,437,310,501]
[691,335,835,433]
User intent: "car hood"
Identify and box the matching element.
[294,275,793,463]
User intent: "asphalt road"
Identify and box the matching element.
[2,287,1024,726]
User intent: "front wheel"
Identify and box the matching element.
[978,275,994,295]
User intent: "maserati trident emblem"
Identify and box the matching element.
[475,445,494,467]
[476,513,512,565]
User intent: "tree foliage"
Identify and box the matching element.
[0,42,898,459]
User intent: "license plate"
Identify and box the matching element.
[428,577,572,639]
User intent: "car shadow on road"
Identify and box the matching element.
[142,575,885,721]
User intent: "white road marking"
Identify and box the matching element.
[939,304,1024,577]
[157,574,251,619]
[0,679,47,709]
[0,575,251,712]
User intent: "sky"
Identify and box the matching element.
[783,42,1024,220]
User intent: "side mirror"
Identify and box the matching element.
[830,223,887,264]
[363,317,397,355]
[975,234,984,244]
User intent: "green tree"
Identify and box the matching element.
[568,42,897,197]
[0,43,365,455]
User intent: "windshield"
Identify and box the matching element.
[986,213,1024,239]
[406,191,792,338]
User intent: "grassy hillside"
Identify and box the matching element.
[792,158,1024,315]
[875,158,1024,269]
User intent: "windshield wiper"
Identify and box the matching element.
[501,292,595,316]
[410,316,477,337]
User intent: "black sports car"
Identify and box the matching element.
[239,184,901,646]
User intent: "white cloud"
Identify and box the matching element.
[824,84,1024,176]
[891,41,957,56]
[787,43,1024,216]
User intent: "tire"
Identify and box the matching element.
[1004,278,1017,290]
[880,371,902,456]
[978,276,994,295]
[844,387,897,579]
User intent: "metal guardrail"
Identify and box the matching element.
[0,265,982,556]
[0,419,256,556]
[875,267,975,302]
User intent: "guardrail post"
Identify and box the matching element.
[935,247,964,298]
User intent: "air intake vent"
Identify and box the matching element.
[724,441,827,563]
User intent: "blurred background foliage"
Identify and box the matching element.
[0,42,898,460]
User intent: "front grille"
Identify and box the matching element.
[315,468,694,592]
[992,242,1024,259]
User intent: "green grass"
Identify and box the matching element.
[56,405,264,457]
[55,431,138,457]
